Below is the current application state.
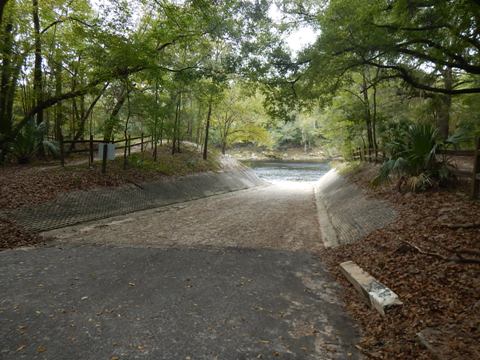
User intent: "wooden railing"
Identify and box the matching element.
[351,147,385,163]
[59,133,152,168]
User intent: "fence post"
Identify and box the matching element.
[140,133,144,152]
[471,137,480,199]
[128,134,131,156]
[89,134,94,166]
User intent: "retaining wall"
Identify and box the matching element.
[2,165,264,232]
[315,169,397,247]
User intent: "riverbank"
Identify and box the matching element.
[0,145,246,250]
[0,180,360,359]
[319,162,480,359]
[229,145,332,162]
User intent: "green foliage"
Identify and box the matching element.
[373,123,461,192]
[1,0,478,171]
[9,121,58,164]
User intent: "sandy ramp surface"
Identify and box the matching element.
[46,183,323,253]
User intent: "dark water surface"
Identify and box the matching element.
[243,160,330,183]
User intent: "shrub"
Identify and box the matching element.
[373,123,462,192]
[9,120,58,164]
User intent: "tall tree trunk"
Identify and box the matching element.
[0,20,13,139]
[372,78,378,159]
[187,97,193,141]
[171,94,181,155]
[437,68,452,140]
[54,59,62,141]
[5,54,21,134]
[203,98,212,160]
[32,0,43,126]
[0,0,8,27]
[123,81,131,170]
[153,79,159,160]
[177,93,182,153]
[362,70,374,155]
[221,117,228,155]
[195,105,202,148]
[54,59,64,167]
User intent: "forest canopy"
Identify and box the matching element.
[0,0,479,164]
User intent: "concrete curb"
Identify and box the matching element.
[313,185,339,248]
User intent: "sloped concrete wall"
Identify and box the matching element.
[315,169,397,247]
[3,165,265,232]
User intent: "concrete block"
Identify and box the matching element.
[339,261,402,316]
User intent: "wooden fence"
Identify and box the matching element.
[59,133,153,169]
[351,147,385,163]
[352,137,480,199]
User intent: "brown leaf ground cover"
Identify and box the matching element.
[0,146,219,250]
[320,163,480,359]
[0,219,47,250]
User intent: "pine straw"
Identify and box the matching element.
[320,164,480,359]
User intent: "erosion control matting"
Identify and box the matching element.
[0,169,263,232]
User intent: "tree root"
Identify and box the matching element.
[401,241,480,265]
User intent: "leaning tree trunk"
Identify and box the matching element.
[68,84,107,153]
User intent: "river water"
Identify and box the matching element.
[243,160,330,183]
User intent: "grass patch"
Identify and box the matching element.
[126,146,220,176]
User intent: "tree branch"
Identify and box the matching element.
[363,61,480,95]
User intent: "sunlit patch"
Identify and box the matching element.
[247,160,331,185]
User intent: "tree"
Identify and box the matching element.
[214,84,270,154]
[298,0,480,94]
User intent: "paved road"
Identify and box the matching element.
[0,183,359,359]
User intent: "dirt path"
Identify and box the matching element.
[1,183,360,359]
